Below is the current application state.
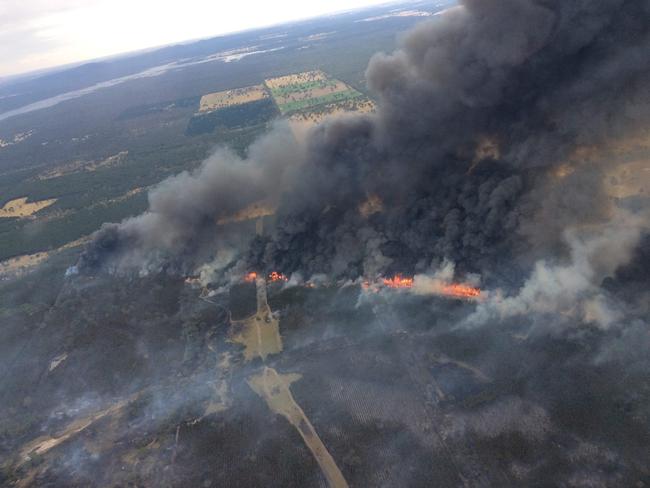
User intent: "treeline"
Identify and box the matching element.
[186,99,278,136]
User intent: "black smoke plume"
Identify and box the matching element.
[9,3,650,484]
[81,0,650,290]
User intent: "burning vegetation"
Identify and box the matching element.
[382,274,414,289]
[7,1,650,486]
[438,283,481,300]
[216,200,276,225]
[80,0,650,298]
[384,273,482,300]
[241,270,483,301]
[358,194,383,218]
[243,271,288,284]
[244,272,258,283]
[268,271,289,283]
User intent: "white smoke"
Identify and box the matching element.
[467,209,649,330]
[411,260,481,296]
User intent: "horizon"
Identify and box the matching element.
[0,0,406,80]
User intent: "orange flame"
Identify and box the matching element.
[244,272,257,283]
[382,274,414,288]
[268,271,289,283]
[378,274,482,300]
[440,283,481,299]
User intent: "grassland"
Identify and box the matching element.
[265,71,338,100]
[0,237,88,278]
[264,70,327,89]
[0,197,58,218]
[268,79,339,99]
[266,71,377,138]
[199,84,269,112]
[264,71,365,115]
[36,151,128,180]
[289,98,376,124]
[277,89,363,114]
[191,70,371,139]
[287,98,376,139]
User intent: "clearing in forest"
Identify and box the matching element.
[199,84,269,113]
[264,70,364,115]
[0,197,57,218]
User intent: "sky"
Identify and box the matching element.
[0,0,393,78]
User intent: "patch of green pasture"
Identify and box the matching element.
[278,89,363,114]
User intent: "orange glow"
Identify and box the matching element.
[377,274,482,300]
[268,271,288,283]
[552,164,575,180]
[216,200,276,225]
[244,272,258,283]
[359,194,383,217]
[440,283,481,299]
[382,274,414,288]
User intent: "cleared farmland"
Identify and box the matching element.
[189,84,277,136]
[265,71,365,115]
[266,71,377,138]
[199,84,269,113]
[264,70,328,89]
[278,90,363,114]
[189,71,375,139]
[288,98,376,139]
[0,197,57,218]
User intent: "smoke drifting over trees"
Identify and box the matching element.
[82,0,650,317]
[6,3,650,485]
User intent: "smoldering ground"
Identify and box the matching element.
[3,251,650,486]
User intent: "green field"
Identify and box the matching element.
[277,89,363,114]
[269,79,339,98]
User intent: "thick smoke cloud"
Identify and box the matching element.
[255,0,650,282]
[21,5,649,483]
[80,124,303,273]
[82,0,650,292]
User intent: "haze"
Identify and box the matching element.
[0,0,391,78]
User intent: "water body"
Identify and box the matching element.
[0,46,285,123]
